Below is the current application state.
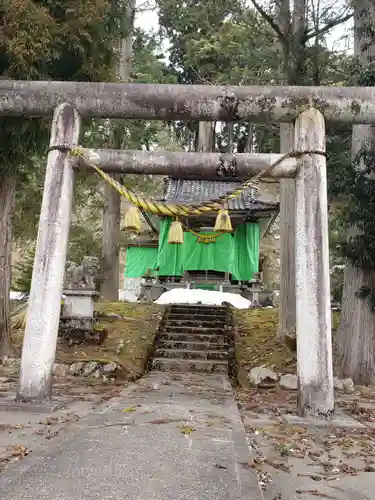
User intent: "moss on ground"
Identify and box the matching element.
[56,301,164,379]
[234,308,341,387]
[234,309,296,377]
[11,302,164,381]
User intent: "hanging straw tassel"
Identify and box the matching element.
[214,208,233,233]
[123,205,141,232]
[168,219,184,244]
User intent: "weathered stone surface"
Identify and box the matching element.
[83,361,99,377]
[101,362,118,374]
[69,362,85,376]
[161,332,229,342]
[333,377,344,391]
[152,304,232,375]
[272,290,280,307]
[279,374,298,390]
[152,358,229,373]
[81,149,298,179]
[64,256,100,290]
[106,312,122,319]
[248,367,279,387]
[294,108,334,416]
[17,104,81,403]
[53,363,69,378]
[342,378,355,394]
[160,340,229,351]
[155,348,229,361]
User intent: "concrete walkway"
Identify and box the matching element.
[0,372,261,500]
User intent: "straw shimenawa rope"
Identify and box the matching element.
[70,146,326,217]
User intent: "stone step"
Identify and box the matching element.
[159,332,230,343]
[168,313,227,322]
[157,340,230,351]
[155,348,229,361]
[165,319,228,328]
[164,325,230,335]
[170,305,227,312]
[169,307,228,314]
[151,358,229,373]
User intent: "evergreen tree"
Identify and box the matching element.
[0,0,122,356]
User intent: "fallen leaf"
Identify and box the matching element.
[121,407,137,413]
[297,473,322,481]
[266,459,291,473]
[206,420,220,426]
[180,426,195,435]
[296,489,336,499]
[5,445,30,457]
[45,430,60,440]
[149,418,180,425]
[215,463,227,469]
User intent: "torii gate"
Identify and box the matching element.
[3,81,373,416]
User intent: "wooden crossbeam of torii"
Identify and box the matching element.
[6,79,356,419]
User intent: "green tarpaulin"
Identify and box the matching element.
[124,246,158,278]
[124,219,260,280]
[157,218,259,281]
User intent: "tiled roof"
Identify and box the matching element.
[161,178,279,213]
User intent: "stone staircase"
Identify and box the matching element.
[151,304,234,373]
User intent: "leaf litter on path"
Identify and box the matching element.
[237,384,375,496]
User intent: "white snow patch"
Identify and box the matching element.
[10,291,26,301]
[118,289,138,302]
[155,288,251,309]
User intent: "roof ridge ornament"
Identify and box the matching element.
[216,154,238,178]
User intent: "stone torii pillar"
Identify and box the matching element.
[17,103,81,402]
[294,108,334,417]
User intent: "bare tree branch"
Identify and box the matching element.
[248,0,288,44]
[305,12,353,41]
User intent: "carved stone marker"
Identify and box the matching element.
[60,256,100,331]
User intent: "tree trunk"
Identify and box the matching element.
[277,124,296,339]
[197,121,213,152]
[0,173,15,357]
[337,247,375,384]
[100,0,135,300]
[101,182,121,300]
[277,0,305,340]
[336,0,375,384]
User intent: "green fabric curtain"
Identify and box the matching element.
[156,217,183,276]
[156,218,259,281]
[231,223,260,281]
[124,246,158,278]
